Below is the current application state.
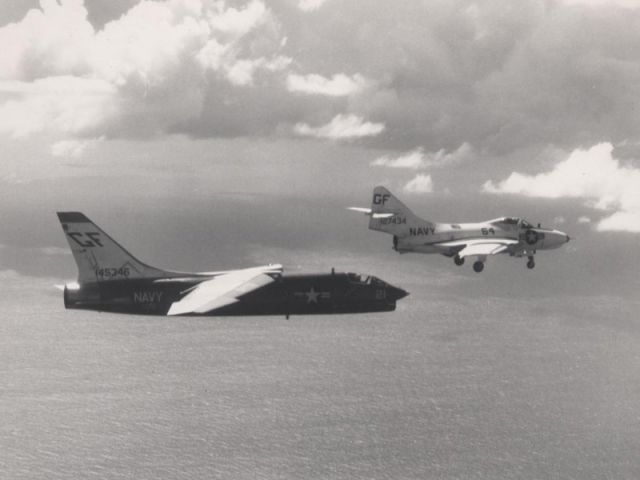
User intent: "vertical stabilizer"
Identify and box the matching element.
[368,186,434,237]
[57,212,169,284]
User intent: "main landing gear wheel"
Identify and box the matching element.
[473,261,484,273]
[527,257,535,269]
[454,255,465,266]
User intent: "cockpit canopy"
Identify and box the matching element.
[489,217,533,229]
[347,273,384,286]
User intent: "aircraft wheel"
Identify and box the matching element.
[473,261,484,273]
[527,259,535,269]
[454,255,465,266]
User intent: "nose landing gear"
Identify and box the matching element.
[526,256,535,269]
[473,261,484,273]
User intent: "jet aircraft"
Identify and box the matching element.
[57,212,408,316]
[349,186,570,273]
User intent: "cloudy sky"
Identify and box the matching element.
[0,0,639,302]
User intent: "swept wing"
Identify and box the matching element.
[445,239,519,258]
[167,264,283,316]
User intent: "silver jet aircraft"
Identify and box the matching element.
[349,186,570,273]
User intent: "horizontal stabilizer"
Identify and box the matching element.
[347,207,395,219]
[347,207,372,214]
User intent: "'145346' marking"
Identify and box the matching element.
[96,267,130,279]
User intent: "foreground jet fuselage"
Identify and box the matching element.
[58,212,407,317]
[349,186,570,272]
[64,272,404,317]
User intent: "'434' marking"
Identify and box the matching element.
[381,216,406,225]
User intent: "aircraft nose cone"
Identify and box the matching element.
[389,286,409,301]
[566,235,571,243]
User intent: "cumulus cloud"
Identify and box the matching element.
[207,0,268,37]
[286,73,369,96]
[483,143,640,232]
[372,149,427,169]
[0,76,116,137]
[578,216,592,224]
[0,0,291,138]
[371,143,472,169]
[224,56,292,86]
[0,0,94,80]
[50,139,93,157]
[294,113,384,140]
[2,0,640,158]
[297,0,328,12]
[403,173,433,194]
[281,1,640,157]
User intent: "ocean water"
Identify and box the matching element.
[2,287,640,479]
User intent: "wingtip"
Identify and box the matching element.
[166,306,183,316]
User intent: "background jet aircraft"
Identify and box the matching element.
[57,212,407,316]
[349,186,570,273]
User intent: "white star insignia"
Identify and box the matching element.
[305,287,320,303]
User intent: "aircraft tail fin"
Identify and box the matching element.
[57,212,170,284]
[368,186,434,237]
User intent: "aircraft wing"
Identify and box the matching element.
[167,264,282,316]
[452,239,519,258]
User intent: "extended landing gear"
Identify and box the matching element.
[526,256,535,269]
[454,255,465,266]
[473,261,484,273]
